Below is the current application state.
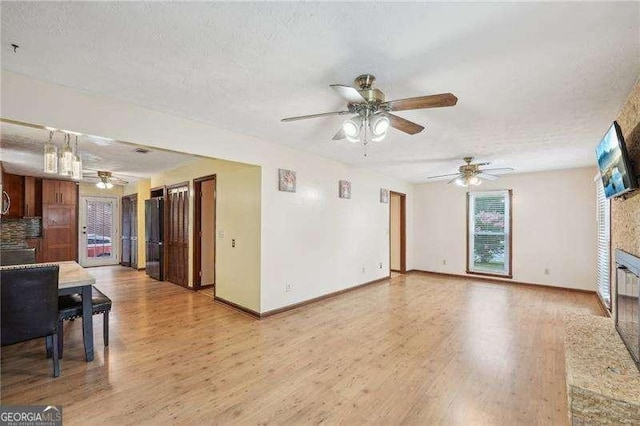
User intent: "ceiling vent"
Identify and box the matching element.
[134,148,150,154]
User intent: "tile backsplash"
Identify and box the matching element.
[1,217,42,248]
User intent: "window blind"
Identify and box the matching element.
[468,190,512,276]
[596,178,611,310]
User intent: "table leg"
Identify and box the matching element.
[82,285,94,361]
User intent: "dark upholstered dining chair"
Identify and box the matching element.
[56,286,112,358]
[1,265,61,377]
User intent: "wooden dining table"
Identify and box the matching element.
[1,261,96,362]
[56,261,96,362]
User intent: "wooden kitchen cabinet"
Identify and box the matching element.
[25,237,44,263]
[42,178,78,262]
[1,172,24,218]
[24,176,42,217]
[42,179,77,206]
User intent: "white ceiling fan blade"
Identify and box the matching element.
[281,110,351,122]
[427,172,460,179]
[477,172,499,181]
[481,167,514,172]
[332,128,346,140]
[330,84,366,103]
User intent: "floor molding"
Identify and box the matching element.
[408,269,597,294]
[260,276,391,318]
[214,296,261,319]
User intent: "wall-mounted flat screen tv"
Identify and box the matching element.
[596,121,638,199]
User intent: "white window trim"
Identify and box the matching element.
[467,189,513,278]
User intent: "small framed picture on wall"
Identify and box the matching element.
[339,180,351,199]
[380,188,389,203]
[278,168,297,192]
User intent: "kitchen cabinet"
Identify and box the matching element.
[1,172,24,218]
[24,176,42,217]
[42,179,77,206]
[42,178,78,262]
[25,237,44,263]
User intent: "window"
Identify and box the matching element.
[467,190,512,277]
[596,177,611,310]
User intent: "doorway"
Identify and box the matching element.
[79,196,119,267]
[389,191,406,273]
[121,194,138,269]
[166,183,189,287]
[193,175,216,291]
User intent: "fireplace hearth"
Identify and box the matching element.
[615,249,640,371]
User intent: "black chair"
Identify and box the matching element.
[1,265,61,377]
[56,286,112,358]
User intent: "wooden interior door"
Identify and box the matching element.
[121,196,132,267]
[130,195,138,269]
[167,184,189,287]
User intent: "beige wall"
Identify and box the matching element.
[611,78,640,316]
[413,167,598,291]
[390,193,401,271]
[150,157,261,312]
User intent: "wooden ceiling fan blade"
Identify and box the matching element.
[426,172,461,179]
[477,173,499,181]
[330,84,366,103]
[331,127,346,141]
[281,110,351,122]
[385,113,425,135]
[384,93,458,111]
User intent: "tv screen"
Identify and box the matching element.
[596,121,638,199]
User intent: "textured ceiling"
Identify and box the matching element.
[1,2,639,182]
[0,121,199,184]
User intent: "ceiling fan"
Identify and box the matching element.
[281,74,458,146]
[426,157,514,187]
[81,170,129,188]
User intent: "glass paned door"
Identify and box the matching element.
[79,196,118,266]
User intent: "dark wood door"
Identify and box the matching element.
[121,196,132,267]
[167,185,189,287]
[130,195,138,269]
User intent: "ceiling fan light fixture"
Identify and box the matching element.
[468,176,481,186]
[343,117,362,143]
[455,177,467,187]
[371,115,390,135]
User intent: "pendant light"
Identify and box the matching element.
[71,135,83,180]
[43,131,58,174]
[59,133,74,176]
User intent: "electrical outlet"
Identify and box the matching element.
[361,266,365,273]
[286,283,293,293]
[544,268,550,275]
[217,230,225,238]
[232,239,236,248]
[443,259,447,266]
[379,263,383,269]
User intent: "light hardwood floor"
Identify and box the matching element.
[1,267,601,425]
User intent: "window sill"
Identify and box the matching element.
[466,270,513,279]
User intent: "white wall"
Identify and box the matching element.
[2,71,413,312]
[413,167,597,291]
